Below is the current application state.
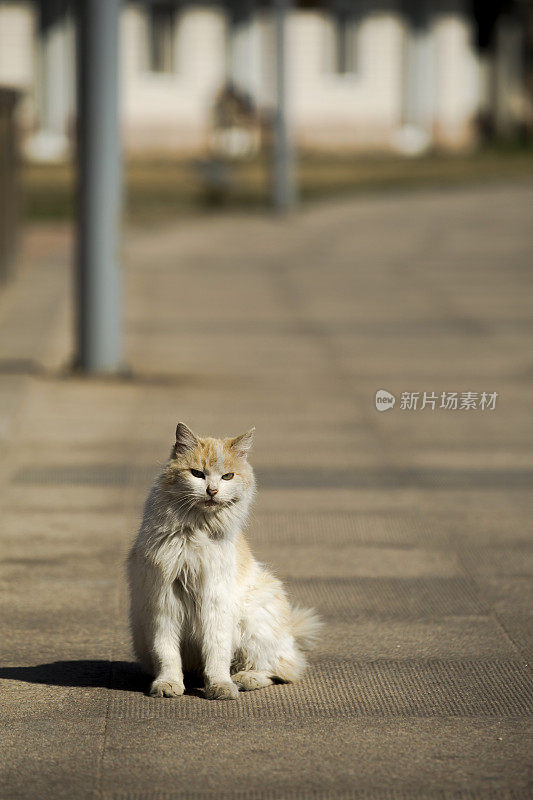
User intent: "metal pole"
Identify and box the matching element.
[76,0,122,372]
[272,0,295,211]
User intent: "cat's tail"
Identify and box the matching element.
[291,605,323,651]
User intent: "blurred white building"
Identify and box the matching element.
[0,0,530,158]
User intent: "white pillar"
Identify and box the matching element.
[396,0,435,154]
[29,1,72,161]
[433,2,480,149]
[228,2,255,97]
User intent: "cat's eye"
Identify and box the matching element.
[190,469,205,479]
[221,472,234,480]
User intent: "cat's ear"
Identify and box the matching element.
[174,422,199,455]
[228,427,255,458]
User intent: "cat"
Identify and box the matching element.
[127,422,321,700]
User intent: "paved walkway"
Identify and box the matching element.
[1,183,532,799]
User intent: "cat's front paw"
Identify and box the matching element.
[149,679,185,698]
[205,680,239,700]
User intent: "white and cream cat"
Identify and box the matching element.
[127,423,321,700]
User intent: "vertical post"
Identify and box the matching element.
[0,89,21,285]
[272,0,295,211]
[76,0,122,373]
[494,15,525,138]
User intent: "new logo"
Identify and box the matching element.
[375,389,396,411]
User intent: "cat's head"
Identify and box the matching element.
[162,422,256,514]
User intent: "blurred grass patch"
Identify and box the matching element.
[22,145,533,224]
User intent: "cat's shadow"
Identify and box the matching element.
[0,660,205,697]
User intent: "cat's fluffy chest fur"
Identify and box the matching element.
[161,531,240,670]
[127,423,320,700]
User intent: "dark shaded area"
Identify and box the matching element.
[0,660,207,695]
[0,660,146,692]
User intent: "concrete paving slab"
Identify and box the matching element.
[99,718,532,797]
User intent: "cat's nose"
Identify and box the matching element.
[206,486,218,497]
